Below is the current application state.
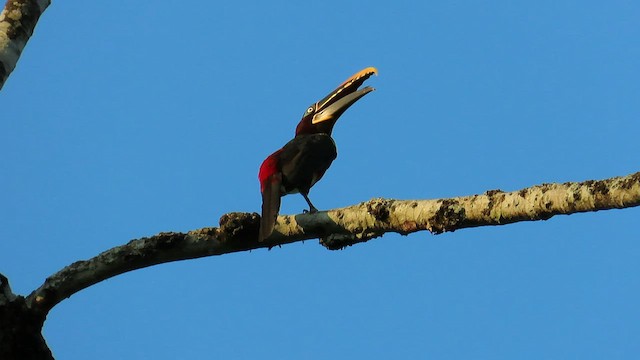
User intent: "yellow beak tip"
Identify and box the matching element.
[359,66,378,77]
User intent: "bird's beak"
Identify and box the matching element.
[312,67,377,124]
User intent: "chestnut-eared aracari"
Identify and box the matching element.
[258,67,377,242]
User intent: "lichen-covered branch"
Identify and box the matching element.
[304,170,640,248]
[0,0,50,90]
[26,171,639,315]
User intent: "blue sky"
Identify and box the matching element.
[2,1,639,359]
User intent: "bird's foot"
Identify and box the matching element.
[303,206,318,214]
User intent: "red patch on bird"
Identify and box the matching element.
[258,149,282,192]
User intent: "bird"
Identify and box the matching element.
[258,67,377,242]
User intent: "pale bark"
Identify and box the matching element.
[25,170,640,315]
[0,0,50,90]
[2,171,639,358]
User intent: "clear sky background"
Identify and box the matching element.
[2,1,639,359]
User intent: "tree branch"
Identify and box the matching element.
[0,0,50,90]
[0,273,16,305]
[26,171,640,315]
[0,274,53,360]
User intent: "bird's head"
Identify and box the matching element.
[295,67,377,136]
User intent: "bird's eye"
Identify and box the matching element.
[307,106,314,113]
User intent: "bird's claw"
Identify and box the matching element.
[303,207,318,214]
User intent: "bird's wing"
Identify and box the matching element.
[279,134,337,193]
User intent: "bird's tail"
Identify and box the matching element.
[259,173,282,242]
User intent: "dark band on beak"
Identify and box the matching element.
[312,67,378,124]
